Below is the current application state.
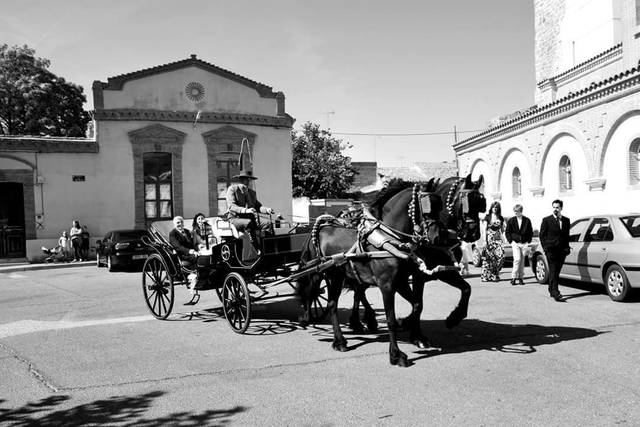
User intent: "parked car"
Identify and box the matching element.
[96,229,151,272]
[529,213,640,301]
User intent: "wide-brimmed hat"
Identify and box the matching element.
[233,169,258,180]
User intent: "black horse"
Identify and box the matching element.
[347,174,486,341]
[297,178,448,367]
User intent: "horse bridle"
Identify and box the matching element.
[408,184,444,245]
[445,180,486,235]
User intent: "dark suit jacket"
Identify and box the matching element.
[539,215,570,254]
[505,216,533,244]
[169,228,195,257]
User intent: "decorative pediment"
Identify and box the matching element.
[128,124,186,144]
[201,125,257,143]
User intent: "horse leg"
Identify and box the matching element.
[349,283,365,333]
[379,284,409,367]
[327,271,348,352]
[395,275,430,349]
[296,272,320,327]
[359,290,378,333]
[441,270,471,328]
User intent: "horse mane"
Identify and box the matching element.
[369,179,414,214]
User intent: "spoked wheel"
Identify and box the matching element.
[309,277,329,322]
[142,254,175,320]
[222,272,252,334]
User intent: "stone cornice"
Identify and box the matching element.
[0,136,98,153]
[537,44,622,90]
[456,64,640,150]
[584,177,606,191]
[529,186,545,197]
[94,108,294,128]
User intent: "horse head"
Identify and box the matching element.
[372,178,448,246]
[439,174,486,242]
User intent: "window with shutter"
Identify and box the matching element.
[629,139,640,185]
[559,155,572,192]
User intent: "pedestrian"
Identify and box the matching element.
[80,225,90,261]
[539,199,571,302]
[58,230,71,262]
[480,201,505,282]
[69,220,83,262]
[505,204,533,286]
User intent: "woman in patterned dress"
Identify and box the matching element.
[481,201,505,282]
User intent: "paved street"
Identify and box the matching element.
[1,264,640,426]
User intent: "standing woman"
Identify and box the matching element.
[69,220,83,262]
[481,201,506,282]
[191,213,213,252]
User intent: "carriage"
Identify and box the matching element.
[141,216,331,333]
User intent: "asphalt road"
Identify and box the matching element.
[1,264,640,426]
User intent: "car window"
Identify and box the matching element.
[620,215,640,238]
[568,218,590,242]
[585,218,613,242]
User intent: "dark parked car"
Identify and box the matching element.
[529,213,640,301]
[96,229,151,271]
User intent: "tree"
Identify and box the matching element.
[292,122,357,198]
[0,44,89,137]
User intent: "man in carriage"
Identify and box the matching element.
[225,168,275,255]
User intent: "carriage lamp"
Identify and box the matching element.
[115,242,130,250]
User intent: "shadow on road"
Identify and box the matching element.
[0,391,246,426]
[409,318,605,363]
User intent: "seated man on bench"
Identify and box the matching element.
[226,169,275,255]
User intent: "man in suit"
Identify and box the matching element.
[539,199,571,302]
[505,204,533,286]
[226,169,275,253]
[169,216,197,263]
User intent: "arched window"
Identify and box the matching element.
[512,167,522,197]
[559,155,572,192]
[143,153,173,220]
[629,139,640,185]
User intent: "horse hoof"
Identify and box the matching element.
[332,342,348,352]
[349,321,365,334]
[413,338,431,349]
[445,311,467,329]
[390,353,409,367]
[297,316,309,328]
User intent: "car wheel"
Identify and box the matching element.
[533,255,548,284]
[472,245,482,267]
[605,265,631,302]
[107,255,116,272]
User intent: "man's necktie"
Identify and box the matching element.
[556,216,561,229]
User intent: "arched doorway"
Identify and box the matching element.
[0,182,26,258]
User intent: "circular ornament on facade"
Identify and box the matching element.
[185,82,205,102]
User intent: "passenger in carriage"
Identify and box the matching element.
[169,216,197,263]
[226,169,275,253]
[191,212,214,252]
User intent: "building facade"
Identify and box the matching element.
[0,55,294,261]
[454,0,640,227]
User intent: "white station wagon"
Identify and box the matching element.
[529,213,640,301]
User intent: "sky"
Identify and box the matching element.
[1,0,535,165]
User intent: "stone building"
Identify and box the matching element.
[453,0,640,227]
[0,55,294,261]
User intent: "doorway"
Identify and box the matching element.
[0,182,26,258]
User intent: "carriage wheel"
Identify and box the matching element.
[142,254,175,320]
[222,272,252,334]
[309,277,329,322]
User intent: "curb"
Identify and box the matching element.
[0,261,95,274]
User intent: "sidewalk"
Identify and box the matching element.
[0,260,95,274]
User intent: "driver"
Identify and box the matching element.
[226,169,274,253]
